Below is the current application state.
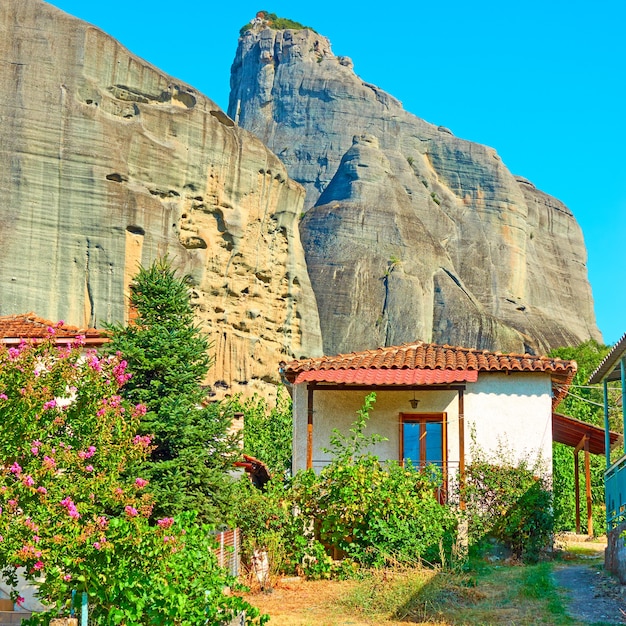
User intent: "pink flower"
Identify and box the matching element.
[16,596,24,606]
[93,541,102,550]
[22,475,35,487]
[0,535,3,542]
[157,517,174,529]
[124,506,138,518]
[133,404,147,417]
[33,561,44,571]
[43,456,56,470]
[63,574,72,581]
[134,478,148,489]
[33,535,40,543]
[85,465,94,472]
[37,487,47,495]
[10,462,22,475]
[47,326,55,335]
[60,497,80,519]
[133,434,152,447]
[0,393,7,400]
[42,399,57,411]
[97,516,109,529]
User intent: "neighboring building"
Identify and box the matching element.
[588,334,626,581]
[0,313,107,347]
[282,342,585,489]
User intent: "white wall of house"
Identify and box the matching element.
[292,372,553,477]
[464,372,553,472]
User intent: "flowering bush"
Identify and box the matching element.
[0,331,264,625]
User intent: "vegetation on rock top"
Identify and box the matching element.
[240,11,316,35]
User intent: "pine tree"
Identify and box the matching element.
[105,258,239,522]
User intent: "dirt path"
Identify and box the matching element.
[553,538,626,625]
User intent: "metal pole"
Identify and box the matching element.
[81,592,88,626]
[621,358,626,455]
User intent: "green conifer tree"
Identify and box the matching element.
[105,258,239,522]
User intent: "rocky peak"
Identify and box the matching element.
[229,22,601,355]
[0,0,323,397]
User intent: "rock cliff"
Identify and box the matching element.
[0,0,323,394]
[229,24,601,355]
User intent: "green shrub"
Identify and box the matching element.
[461,440,552,562]
[293,393,457,568]
[240,12,316,35]
[233,387,293,477]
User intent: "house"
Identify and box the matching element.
[588,334,626,581]
[0,313,107,348]
[281,341,599,495]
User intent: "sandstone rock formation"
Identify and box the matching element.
[0,0,323,395]
[229,24,601,355]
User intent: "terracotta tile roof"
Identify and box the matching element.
[281,341,577,408]
[0,313,107,344]
[294,368,479,385]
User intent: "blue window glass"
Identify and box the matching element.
[402,418,443,469]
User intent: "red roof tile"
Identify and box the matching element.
[0,313,107,344]
[281,341,577,408]
[294,369,478,385]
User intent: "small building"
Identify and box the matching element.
[281,341,583,490]
[0,313,107,348]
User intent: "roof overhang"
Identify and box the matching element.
[293,368,479,385]
[588,332,626,384]
[552,412,619,454]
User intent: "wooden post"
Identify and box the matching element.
[306,385,314,470]
[574,435,590,536]
[574,450,580,534]
[585,437,593,537]
[458,390,465,510]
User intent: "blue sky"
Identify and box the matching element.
[46,0,626,345]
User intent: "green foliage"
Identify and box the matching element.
[297,394,457,568]
[0,334,263,625]
[461,441,552,562]
[549,340,612,534]
[240,11,316,35]
[233,387,293,477]
[232,478,330,580]
[234,393,456,577]
[104,258,240,523]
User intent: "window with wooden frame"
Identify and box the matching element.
[400,412,447,501]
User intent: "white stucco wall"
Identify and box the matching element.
[292,372,553,478]
[292,385,459,472]
[464,373,553,472]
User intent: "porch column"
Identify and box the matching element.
[306,384,315,470]
[574,435,592,537]
[585,437,593,537]
[574,449,580,534]
[458,389,465,510]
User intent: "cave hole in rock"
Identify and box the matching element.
[126,225,145,236]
